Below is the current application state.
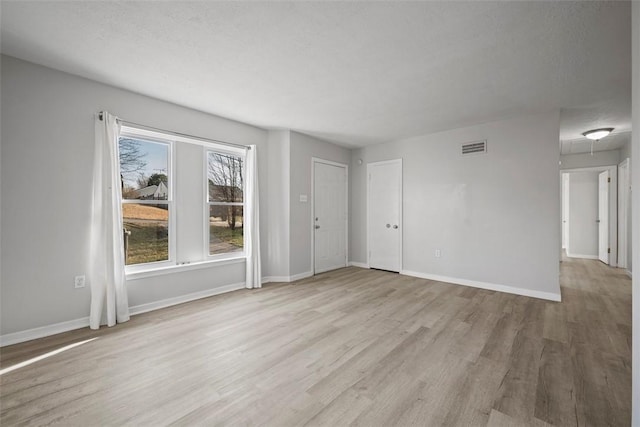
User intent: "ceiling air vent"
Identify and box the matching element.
[461,140,487,156]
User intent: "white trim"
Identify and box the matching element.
[291,271,313,281]
[129,282,245,316]
[1,282,246,347]
[367,159,403,272]
[262,276,289,283]
[562,165,620,173]
[349,261,370,269]
[626,270,633,279]
[400,270,561,302]
[618,158,630,269]
[311,157,349,275]
[0,317,91,347]
[315,264,348,274]
[126,256,245,280]
[565,252,600,260]
[262,271,313,284]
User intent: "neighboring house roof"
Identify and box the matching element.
[130,181,169,200]
[132,185,157,198]
[154,182,168,198]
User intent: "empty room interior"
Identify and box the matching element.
[1,1,639,426]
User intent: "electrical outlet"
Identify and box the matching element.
[435,249,441,258]
[74,275,86,289]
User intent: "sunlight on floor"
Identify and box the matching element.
[0,338,98,376]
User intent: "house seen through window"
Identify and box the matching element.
[120,137,171,266]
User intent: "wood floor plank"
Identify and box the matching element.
[533,339,576,426]
[492,300,546,421]
[0,255,631,426]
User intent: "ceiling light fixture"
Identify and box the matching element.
[582,128,614,140]
[582,128,614,155]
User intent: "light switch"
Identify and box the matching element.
[299,194,308,203]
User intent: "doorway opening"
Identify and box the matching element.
[561,165,617,266]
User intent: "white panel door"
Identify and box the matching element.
[368,160,402,272]
[562,173,569,249]
[314,161,347,274]
[598,170,609,264]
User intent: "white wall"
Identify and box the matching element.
[0,55,270,336]
[289,131,351,277]
[350,112,561,299]
[567,172,599,258]
[560,150,620,170]
[620,137,632,161]
[631,2,639,423]
[265,130,290,279]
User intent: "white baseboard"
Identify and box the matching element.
[128,282,245,316]
[400,270,561,302]
[626,270,632,278]
[262,276,288,283]
[565,252,599,260]
[1,282,247,347]
[291,271,313,281]
[262,271,313,284]
[348,261,370,269]
[0,317,91,347]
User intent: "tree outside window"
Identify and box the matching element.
[207,152,244,255]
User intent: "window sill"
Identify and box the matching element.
[126,256,246,281]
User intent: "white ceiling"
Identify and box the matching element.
[560,131,631,155]
[0,1,632,148]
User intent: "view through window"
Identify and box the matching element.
[207,151,244,255]
[118,127,247,271]
[119,136,171,266]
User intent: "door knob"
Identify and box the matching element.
[386,224,391,228]
[315,225,320,229]
[393,225,398,229]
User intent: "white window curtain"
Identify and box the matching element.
[89,112,130,329]
[245,145,262,289]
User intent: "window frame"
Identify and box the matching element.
[204,146,247,261]
[119,126,176,273]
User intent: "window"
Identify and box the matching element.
[118,125,247,273]
[207,151,244,256]
[119,135,173,267]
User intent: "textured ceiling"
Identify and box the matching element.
[0,1,632,147]
[560,131,631,155]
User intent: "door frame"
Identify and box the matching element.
[562,173,570,250]
[618,158,630,269]
[598,170,611,264]
[561,165,617,266]
[367,158,403,271]
[311,157,349,275]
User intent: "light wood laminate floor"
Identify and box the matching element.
[0,256,631,426]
